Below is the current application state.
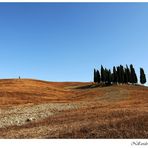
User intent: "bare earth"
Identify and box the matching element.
[0,79,148,138]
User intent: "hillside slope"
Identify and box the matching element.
[0,79,148,138]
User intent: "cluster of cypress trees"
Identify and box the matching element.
[94,64,146,85]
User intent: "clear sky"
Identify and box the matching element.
[0,3,148,84]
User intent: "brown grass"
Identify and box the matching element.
[0,79,148,138]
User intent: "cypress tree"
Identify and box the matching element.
[130,64,134,83]
[104,68,108,83]
[126,65,131,83]
[93,69,97,83]
[140,68,146,84]
[130,64,137,84]
[96,70,101,83]
[120,65,124,83]
[116,66,120,84]
[111,73,113,83]
[108,69,112,84]
[101,65,105,83]
[134,72,138,84]
[124,67,128,83]
[112,66,117,83]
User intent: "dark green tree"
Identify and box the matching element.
[112,66,117,83]
[111,73,113,83]
[134,72,138,84]
[101,65,105,83]
[120,65,124,83]
[93,69,97,83]
[125,65,131,83]
[108,69,112,84]
[116,66,120,83]
[104,68,108,83]
[96,70,101,83]
[130,64,137,84]
[140,68,146,84]
[124,67,128,83]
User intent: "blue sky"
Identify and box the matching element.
[0,3,148,84]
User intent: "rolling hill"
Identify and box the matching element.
[0,79,148,138]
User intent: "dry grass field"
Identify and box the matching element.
[0,79,148,138]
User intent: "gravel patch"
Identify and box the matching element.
[0,103,80,128]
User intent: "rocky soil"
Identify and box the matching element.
[0,102,80,128]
